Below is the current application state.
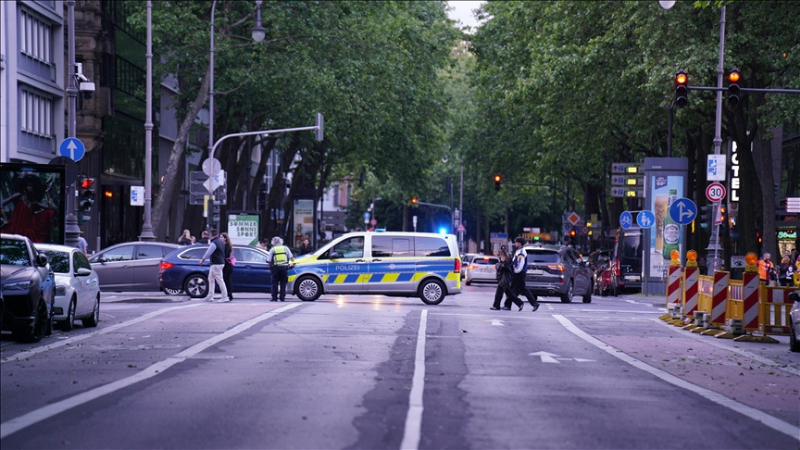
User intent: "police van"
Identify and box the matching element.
[287,231,462,304]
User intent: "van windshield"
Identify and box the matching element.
[617,231,642,277]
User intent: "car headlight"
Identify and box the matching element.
[55,285,67,296]
[4,281,33,291]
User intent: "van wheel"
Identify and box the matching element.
[560,280,574,303]
[296,276,322,301]
[185,274,208,298]
[419,279,445,305]
[60,297,77,331]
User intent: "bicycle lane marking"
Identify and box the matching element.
[1,303,205,364]
[553,314,800,443]
[0,303,302,439]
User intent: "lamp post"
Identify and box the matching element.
[140,1,155,240]
[64,0,80,247]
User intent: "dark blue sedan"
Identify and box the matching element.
[158,245,272,298]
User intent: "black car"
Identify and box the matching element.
[1,233,55,342]
[522,244,594,303]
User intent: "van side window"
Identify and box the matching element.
[414,237,451,257]
[331,237,364,258]
[372,236,412,257]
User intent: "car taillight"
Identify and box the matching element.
[546,264,565,272]
[454,258,461,273]
[159,261,174,270]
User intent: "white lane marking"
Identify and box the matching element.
[1,303,204,364]
[491,320,505,326]
[400,309,428,450]
[0,303,301,439]
[653,319,800,377]
[554,314,800,442]
[529,351,560,363]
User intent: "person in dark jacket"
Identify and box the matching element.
[491,246,523,311]
[177,229,193,245]
[298,237,314,255]
[506,237,540,311]
[198,229,229,302]
[221,232,234,300]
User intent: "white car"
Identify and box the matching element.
[35,244,100,331]
[465,255,499,285]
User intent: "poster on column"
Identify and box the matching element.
[227,213,260,246]
[293,199,314,248]
[649,175,684,278]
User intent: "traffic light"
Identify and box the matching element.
[569,229,576,245]
[494,175,501,191]
[727,67,740,107]
[78,176,95,211]
[411,197,418,205]
[756,231,762,244]
[211,200,221,224]
[675,70,688,108]
[699,205,710,229]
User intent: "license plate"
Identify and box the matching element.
[625,275,640,281]
[530,269,543,275]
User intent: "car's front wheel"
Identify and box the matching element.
[184,274,209,298]
[60,297,77,331]
[560,280,574,303]
[295,276,322,301]
[419,279,445,305]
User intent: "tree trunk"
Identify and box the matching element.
[152,67,211,240]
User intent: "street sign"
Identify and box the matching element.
[611,175,644,186]
[619,211,633,229]
[786,197,800,213]
[636,210,656,228]
[202,158,221,176]
[59,137,85,161]
[581,226,589,235]
[707,154,726,181]
[730,255,746,269]
[490,232,508,244]
[190,192,226,206]
[566,212,581,226]
[669,198,697,225]
[457,223,466,233]
[611,162,643,174]
[611,187,644,198]
[130,186,144,206]
[705,182,726,202]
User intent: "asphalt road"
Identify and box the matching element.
[1,285,798,449]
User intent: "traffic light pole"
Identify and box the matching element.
[64,0,81,248]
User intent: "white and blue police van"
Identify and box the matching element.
[287,231,462,304]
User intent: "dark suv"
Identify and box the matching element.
[522,244,594,303]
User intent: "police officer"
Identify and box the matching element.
[267,236,294,302]
[505,236,540,311]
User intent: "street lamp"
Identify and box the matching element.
[252,1,266,43]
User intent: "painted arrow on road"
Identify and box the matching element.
[491,320,505,326]
[529,351,595,363]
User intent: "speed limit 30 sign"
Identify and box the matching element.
[706,182,726,202]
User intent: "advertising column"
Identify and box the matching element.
[644,158,687,295]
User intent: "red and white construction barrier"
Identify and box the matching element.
[709,271,729,326]
[667,265,682,306]
[683,267,699,318]
[741,272,760,330]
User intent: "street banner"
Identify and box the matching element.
[226,213,260,246]
[293,199,314,248]
[649,175,684,278]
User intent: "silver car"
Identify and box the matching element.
[89,242,180,291]
[35,244,100,331]
[522,244,594,303]
[464,255,499,285]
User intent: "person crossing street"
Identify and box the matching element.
[198,229,229,302]
[267,237,294,302]
[506,236,540,311]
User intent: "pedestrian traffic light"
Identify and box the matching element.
[675,70,688,108]
[727,67,741,107]
[494,175,501,191]
[78,177,95,211]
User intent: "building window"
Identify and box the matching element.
[20,89,53,137]
[20,10,52,65]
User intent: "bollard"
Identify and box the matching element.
[665,249,682,308]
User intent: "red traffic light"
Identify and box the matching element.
[80,178,94,189]
[569,230,576,237]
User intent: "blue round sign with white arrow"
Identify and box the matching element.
[636,210,656,229]
[669,198,697,225]
[59,137,85,162]
[619,211,633,229]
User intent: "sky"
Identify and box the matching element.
[446,1,486,31]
